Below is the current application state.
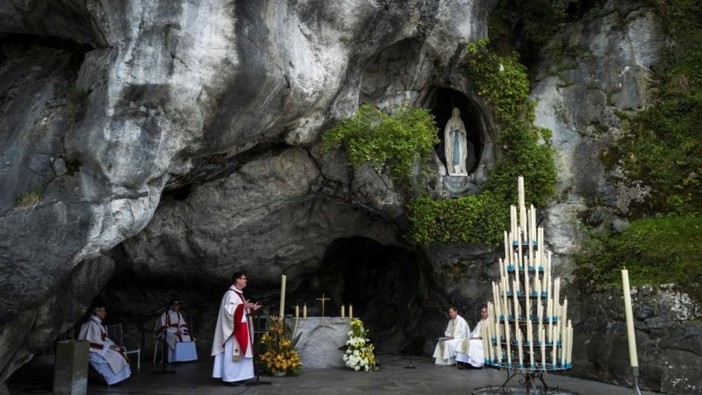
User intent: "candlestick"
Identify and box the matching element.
[517,227,523,270]
[621,269,639,367]
[481,321,490,365]
[504,313,512,366]
[538,227,544,270]
[540,326,546,369]
[504,232,510,266]
[279,274,287,318]
[341,304,345,318]
[528,325,534,368]
[517,327,523,368]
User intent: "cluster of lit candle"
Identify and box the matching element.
[481,177,573,370]
[291,304,354,318]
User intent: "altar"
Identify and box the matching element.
[285,317,351,368]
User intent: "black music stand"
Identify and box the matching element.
[245,309,270,386]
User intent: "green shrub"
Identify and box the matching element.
[407,41,557,247]
[408,192,507,246]
[321,104,440,189]
[574,215,702,297]
[14,186,43,208]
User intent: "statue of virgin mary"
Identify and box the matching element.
[444,107,468,175]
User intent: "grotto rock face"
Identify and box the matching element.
[531,1,702,393]
[0,0,494,388]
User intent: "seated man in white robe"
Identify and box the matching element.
[456,304,489,368]
[78,306,131,386]
[433,306,470,365]
[155,299,198,362]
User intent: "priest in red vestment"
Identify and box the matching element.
[211,271,261,385]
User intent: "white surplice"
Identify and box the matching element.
[456,319,485,367]
[433,314,470,365]
[211,286,254,383]
[78,315,131,385]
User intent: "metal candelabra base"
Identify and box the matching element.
[473,367,577,395]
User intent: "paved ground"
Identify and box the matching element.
[9,353,659,395]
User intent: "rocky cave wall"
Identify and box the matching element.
[0,0,495,391]
[1,0,701,394]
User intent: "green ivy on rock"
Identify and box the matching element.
[408,40,557,247]
[321,104,439,189]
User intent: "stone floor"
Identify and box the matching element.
[8,353,660,395]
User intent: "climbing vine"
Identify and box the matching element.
[574,1,702,290]
[408,40,557,246]
[321,103,439,189]
[573,214,702,301]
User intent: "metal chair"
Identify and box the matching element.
[106,324,141,372]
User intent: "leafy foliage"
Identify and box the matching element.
[408,192,507,246]
[321,104,440,189]
[14,185,43,208]
[574,215,702,297]
[616,28,702,214]
[408,41,556,246]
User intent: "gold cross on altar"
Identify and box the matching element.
[316,293,331,317]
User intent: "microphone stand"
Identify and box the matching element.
[245,309,270,386]
[404,306,417,369]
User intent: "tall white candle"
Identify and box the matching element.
[568,321,574,366]
[517,328,524,367]
[295,305,299,318]
[341,304,345,318]
[482,321,490,364]
[303,303,307,319]
[540,326,546,369]
[621,269,639,367]
[504,232,510,265]
[550,322,556,366]
[509,206,518,246]
[349,304,353,318]
[517,228,523,269]
[553,278,561,318]
[530,205,537,244]
[279,274,287,318]
[528,323,534,368]
[538,227,544,271]
[504,310,512,366]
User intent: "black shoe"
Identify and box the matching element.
[223,381,241,386]
[456,362,465,370]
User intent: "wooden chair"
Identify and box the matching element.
[106,324,141,372]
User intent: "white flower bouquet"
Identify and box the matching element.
[342,318,378,372]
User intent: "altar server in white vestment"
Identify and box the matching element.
[78,306,131,385]
[457,304,489,368]
[155,299,198,362]
[212,271,261,385]
[433,306,470,365]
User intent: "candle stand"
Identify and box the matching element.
[473,177,574,395]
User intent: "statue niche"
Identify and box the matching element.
[444,107,472,176]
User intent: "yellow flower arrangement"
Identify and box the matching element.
[258,316,302,376]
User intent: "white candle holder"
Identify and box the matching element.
[484,177,572,376]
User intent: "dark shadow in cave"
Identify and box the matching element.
[313,237,430,353]
[427,87,483,174]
